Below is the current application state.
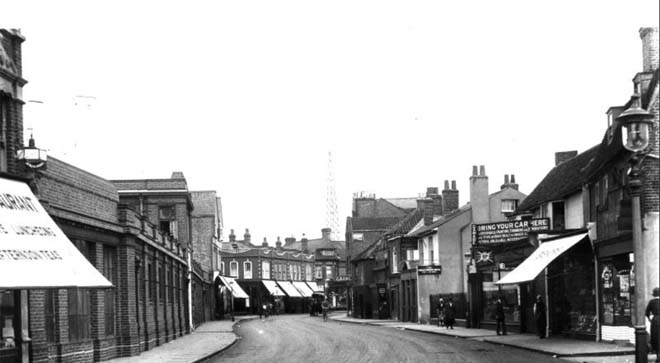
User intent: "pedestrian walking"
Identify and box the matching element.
[534,295,546,339]
[443,298,456,329]
[322,298,330,322]
[646,287,659,362]
[495,295,507,335]
[436,298,445,327]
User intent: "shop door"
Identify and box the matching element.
[547,275,566,335]
[390,288,398,320]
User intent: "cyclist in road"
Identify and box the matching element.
[321,298,330,322]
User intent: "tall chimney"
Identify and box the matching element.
[442,180,459,214]
[640,27,659,72]
[555,151,578,166]
[301,234,309,253]
[422,199,433,225]
[470,165,489,224]
[229,229,236,242]
[244,228,251,244]
[321,228,331,240]
[262,237,268,247]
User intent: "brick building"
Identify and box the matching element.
[0,29,25,177]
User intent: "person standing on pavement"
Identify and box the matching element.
[437,298,445,327]
[443,298,456,329]
[495,295,507,336]
[322,298,330,322]
[534,295,546,339]
[646,287,659,362]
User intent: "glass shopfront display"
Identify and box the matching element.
[600,253,634,326]
[0,290,18,363]
[482,271,521,323]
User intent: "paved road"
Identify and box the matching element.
[211,314,573,363]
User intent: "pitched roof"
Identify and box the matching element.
[385,208,424,237]
[283,238,346,259]
[384,197,418,211]
[407,204,472,237]
[353,237,385,262]
[351,217,403,231]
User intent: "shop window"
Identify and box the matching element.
[244,261,252,279]
[0,290,18,352]
[305,264,312,281]
[229,261,238,278]
[601,254,633,326]
[44,289,56,343]
[68,288,90,341]
[481,271,521,323]
[103,246,116,337]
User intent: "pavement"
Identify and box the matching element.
[105,315,257,363]
[330,313,659,363]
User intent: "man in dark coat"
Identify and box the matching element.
[646,287,659,362]
[495,295,507,335]
[534,295,546,339]
[443,298,456,329]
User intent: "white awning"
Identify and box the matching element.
[276,280,303,297]
[496,233,589,285]
[218,276,249,299]
[292,281,314,297]
[262,280,285,296]
[306,281,324,294]
[0,178,112,289]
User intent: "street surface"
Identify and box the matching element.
[212,314,572,363]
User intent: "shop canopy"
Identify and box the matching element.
[292,281,314,297]
[0,177,112,289]
[496,232,589,285]
[218,276,249,299]
[276,280,303,297]
[261,280,286,296]
[306,281,324,294]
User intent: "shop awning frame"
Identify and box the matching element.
[306,281,325,294]
[292,281,314,297]
[0,177,112,289]
[496,232,589,285]
[262,280,286,296]
[276,280,303,297]
[218,275,249,299]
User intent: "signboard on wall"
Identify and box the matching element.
[472,218,550,244]
[418,265,442,275]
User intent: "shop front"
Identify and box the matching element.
[0,177,113,362]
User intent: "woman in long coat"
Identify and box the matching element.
[443,299,456,329]
[646,287,659,362]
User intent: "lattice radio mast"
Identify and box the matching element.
[326,151,341,240]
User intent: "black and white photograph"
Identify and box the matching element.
[1,1,659,362]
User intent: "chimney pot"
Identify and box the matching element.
[472,166,478,176]
[510,174,516,184]
[451,180,456,190]
[444,180,450,190]
[479,165,486,176]
[504,174,509,184]
[262,237,268,247]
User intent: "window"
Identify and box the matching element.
[315,265,323,279]
[229,261,238,278]
[262,261,271,279]
[159,266,165,302]
[352,233,364,241]
[103,246,116,336]
[68,288,90,341]
[0,98,8,172]
[392,248,399,273]
[501,199,519,213]
[552,201,566,230]
[148,262,155,303]
[220,261,225,275]
[288,264,293,280]
[159,206,178,238]
[320,250,335,256]
[406,249,419,261]
[244,261,252,279]
[44,289,56,342]
[305,264,312,281]
[428,237,434,265]
[325,265,333,279]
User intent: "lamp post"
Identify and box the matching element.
[616,90,653,363]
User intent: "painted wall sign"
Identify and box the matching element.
[471,218,550,244]
[417,265,442,275]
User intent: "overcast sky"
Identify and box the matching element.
[3,1,659,244]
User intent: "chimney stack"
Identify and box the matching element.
[640,27,659,72]
[442,180,459,214]
[229,229,236,242]
[321,228,332,240]
[501,174,520,191]
[301,234,309,254]
[421,198,434,225]
[510,174,519,190]
[244,228,251,244]
[470,165,489,224]
[262,237,268,247]
[426,187,439,197]
[555,151,578,166]
[284,237,296,246]
[275,236,282,250]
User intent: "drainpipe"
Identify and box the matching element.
[187,251,194,332]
